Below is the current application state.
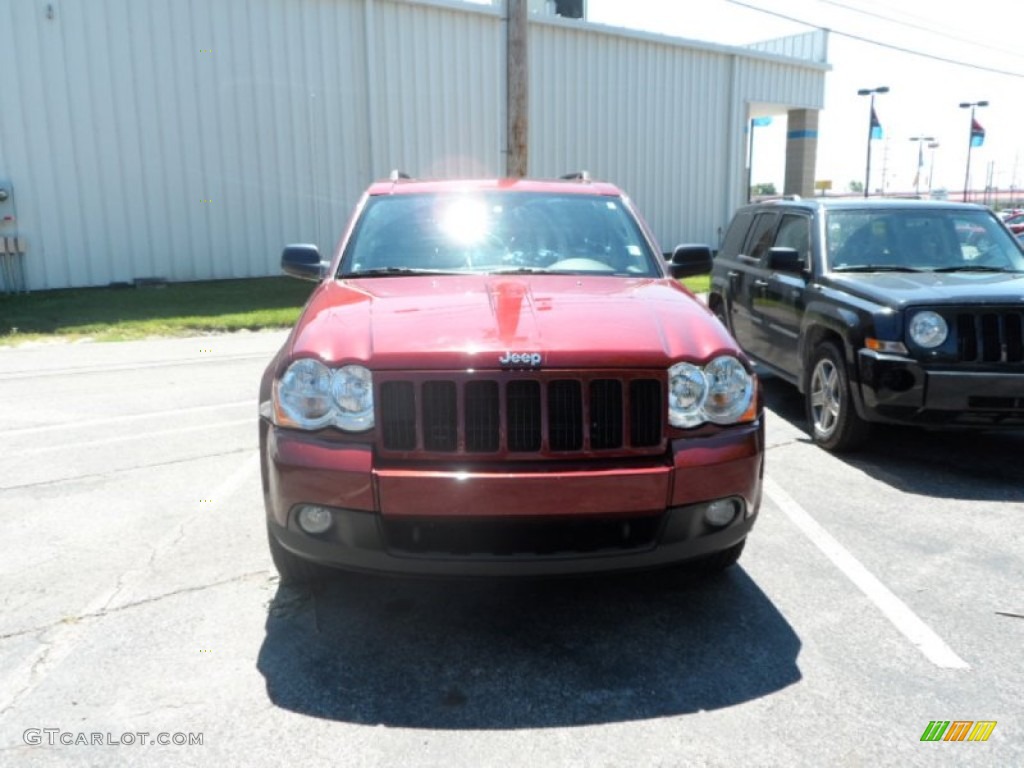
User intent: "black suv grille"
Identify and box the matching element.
[955,310,1024,364]
[377,373,664,457]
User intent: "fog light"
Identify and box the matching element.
[296,504,333,535]
[705,499,738,527]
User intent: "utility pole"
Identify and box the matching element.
[506,0,529,178]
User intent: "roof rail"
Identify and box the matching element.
[560,171,591,182]
[389,169,412,182]
[758,194,802,203]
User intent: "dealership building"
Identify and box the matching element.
[0,0,828,291]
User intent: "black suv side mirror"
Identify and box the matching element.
[767,246,804,274]
[282,244,326,281]
[669,244,713,279]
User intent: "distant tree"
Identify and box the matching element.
[751,182,777,196]
[848,180,864,193]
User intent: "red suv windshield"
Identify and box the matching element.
[339,191,661,277]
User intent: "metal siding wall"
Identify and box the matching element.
[370,1,503,179]
[745,30,828,64]
[0,0,822,290]
[0,0,374,289]
[530,21,734,249]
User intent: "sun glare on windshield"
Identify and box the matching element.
[439,198,491,246]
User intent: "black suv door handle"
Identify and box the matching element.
[752,279,769,288]
[727,270,741,279]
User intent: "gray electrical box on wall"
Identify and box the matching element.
[0,178,27,293]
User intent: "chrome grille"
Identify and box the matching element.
[376,372,665,457]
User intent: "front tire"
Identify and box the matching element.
[267,523,330,585]
[805,342,870,452]
[696,538,746,574]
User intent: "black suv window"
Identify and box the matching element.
[720,211,754,256]
[828,209,1024,271]
[744,213,779,263]
[774,214,811,269]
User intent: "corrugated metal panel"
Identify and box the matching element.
[736,59,826,112]
[745,30,829,64]
[0,0,503,289]
[0,0,823,290]
[531,20,738,249]
[369,0,503,179]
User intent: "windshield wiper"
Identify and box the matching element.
[489,267,551,274]
[342,267,459,277]
[930,265,1018,273]
[832,265,927,273]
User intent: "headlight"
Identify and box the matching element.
[275,359,374,431]
[908,311,948,349]
[330,364,375,431]
[668,362,707,428]
[703,356,755,424]
[668,357,755,428]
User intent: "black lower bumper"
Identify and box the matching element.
[268,499,756,577]
[857,350,1024,427]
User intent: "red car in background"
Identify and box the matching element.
[259,174,765,583]
[1002,212,1024,235]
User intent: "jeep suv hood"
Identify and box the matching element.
[826,270,1024,308]
[288,276,736,369]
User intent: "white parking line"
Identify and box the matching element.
[763,476,969,670]
[0,400,253,437]
[0,352,273,381]
[0,453,261,717]
[9,418,253,456]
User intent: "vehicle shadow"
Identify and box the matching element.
[257,566,802,728]
[761,376,1024,501]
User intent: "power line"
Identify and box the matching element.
[725,0,1024,79]
[818,0,1024,59]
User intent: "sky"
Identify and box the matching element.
[581,0,1024,197]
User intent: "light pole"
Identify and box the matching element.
[909,135,935,196]
[927,141,940,196]
[959,100,988,202]
[858,86,889,198]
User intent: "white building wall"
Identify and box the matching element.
[531,18,827,248]
[0,0,824,290]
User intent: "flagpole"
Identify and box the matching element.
[910,135,935,197]
[858,86,889,198]
[960,100,989,203]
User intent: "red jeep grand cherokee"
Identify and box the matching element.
[259,174,764,582]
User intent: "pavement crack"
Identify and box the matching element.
[0,571,271,643]
[766,437,807,451]
[0,630,55,717]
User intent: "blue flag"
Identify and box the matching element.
[970,118,985,148]
[870,107,882,140]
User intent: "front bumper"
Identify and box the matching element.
[261,421,764,576]
[857,349,1024,426]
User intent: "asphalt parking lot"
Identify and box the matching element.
[0,332,1021,767]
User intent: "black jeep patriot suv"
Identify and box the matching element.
[709,198,1024,451]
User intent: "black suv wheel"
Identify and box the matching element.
[805,342,870,452]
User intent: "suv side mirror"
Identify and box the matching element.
[669,244,713,279]
[282,244,326,281]
[767,246,804,274]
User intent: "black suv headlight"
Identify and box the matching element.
[908,310,948,349]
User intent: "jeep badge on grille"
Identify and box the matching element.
[499,351,542,368]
